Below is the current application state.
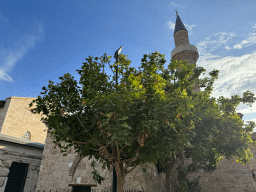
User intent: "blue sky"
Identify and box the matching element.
[1,0,256,131]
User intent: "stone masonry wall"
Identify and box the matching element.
[0,97,48,144]
[160,140,256,192]
[36,130,168,192]
[195,143,256,192]
[174,30,190,47]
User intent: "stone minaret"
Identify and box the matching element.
[171,10,200,92]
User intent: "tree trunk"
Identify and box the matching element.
[163,152,183,192]
[164,163,171,192]
[111,144,127,192]
[114,161,126,192]
[117,173,126,192]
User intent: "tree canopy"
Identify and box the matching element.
[29,51,256,192]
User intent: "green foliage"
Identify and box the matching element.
[142,168,148,176]
[171,164,208,192]
[90,160,105,185]
[28,51,256,191]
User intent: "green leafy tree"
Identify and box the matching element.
[29,51,256,192]
[28,52,189,191]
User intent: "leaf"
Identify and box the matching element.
[132,80,140,87]
[91,137,98,146]
[106,112,113,118]
[135,93,140,99]
[121,122,129,128]
[118,116,129,121]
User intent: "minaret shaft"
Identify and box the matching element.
[174,30,190,47]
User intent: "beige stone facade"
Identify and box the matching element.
[168,143,256,192]
[0,97,47,144]
[0,97,48,192]
[36,130,166,192]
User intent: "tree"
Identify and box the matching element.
[140,59,256,191]
[29,52,256,192]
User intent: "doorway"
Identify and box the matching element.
[4,162,29,192]
[72,186,91,192]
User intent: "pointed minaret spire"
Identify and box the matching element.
[174,10,187,36]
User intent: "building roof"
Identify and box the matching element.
[0,133,44,149]
[174,10,187,35]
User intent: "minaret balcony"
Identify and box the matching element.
[171,44,198,58]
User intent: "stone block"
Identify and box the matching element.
[197,176,209,183]
[229,187,244,192]
[0,167,9,177]
[0,177,6,188]
[234,174,252,184]
[51,150,58,156]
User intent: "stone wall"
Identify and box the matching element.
[36,130,168,192]
[159,134,256,192]
[189,151,256,192]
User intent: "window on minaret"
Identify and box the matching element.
[22,131,31,141]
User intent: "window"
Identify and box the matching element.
[22,131,31,141]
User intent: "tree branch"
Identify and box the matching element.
[120,143,128,153]
[164,151,183,172]
[95,118,110,142]
[126,164,138,175]
[75,113,93,138]
[116,141,121,163]
[55,124,100,152]
[97,142,118,161]
[124,145,141,172]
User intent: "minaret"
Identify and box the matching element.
[171,10,200,92]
